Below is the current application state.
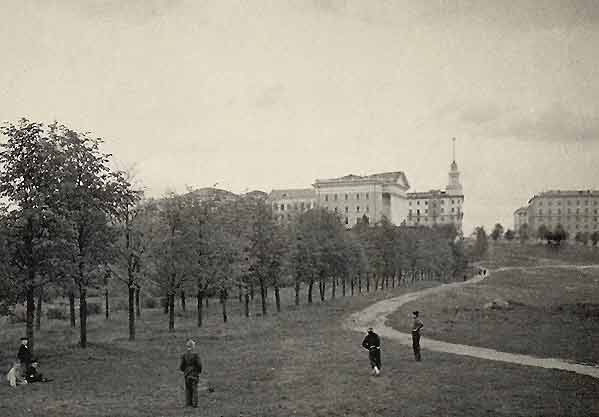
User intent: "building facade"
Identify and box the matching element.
[522,190,599,237]
[513,207,528,232]
[312,172,410,227]
[404,159,464,233]
[268,188,317,225]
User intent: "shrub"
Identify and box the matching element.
[46,307,67,320]
[111,298,128,312]
[86,302,101,315]
[143,297,157,309]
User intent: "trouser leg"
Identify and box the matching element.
[412,333,421,361]
[185,379,193,406]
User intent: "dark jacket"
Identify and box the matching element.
[179,352,202,380]
[362,332,381,350]
[17,345,32,366]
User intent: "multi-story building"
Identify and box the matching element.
[522,190,599,237]
[404,157,464,233]
[268,188,317,225]
[313,172,411,227]
[513,207,528,232]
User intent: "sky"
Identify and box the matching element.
[1,0,599,234]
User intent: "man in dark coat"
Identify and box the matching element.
[25,358,51,383]
[17,337,32,369]
[179,339,202,408]
[361,327,381,376]
[412,311,424,361]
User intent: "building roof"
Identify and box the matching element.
[514,206,528,214]
[314,171,410,189]
[407,189,447,198]
[528,189,599,203]
[268,188,316,200]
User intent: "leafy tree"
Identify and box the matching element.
[472,226,488,259]
[552,224,567,246]
[537,224,549,242]
[504,229,515,241]
[491,223,504,241]
[590,231,599,247]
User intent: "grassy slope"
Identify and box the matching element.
[1,279,598,417]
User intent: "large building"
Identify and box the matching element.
[513,207,528,232]
[268,139,464,230]
[517,190,599,237]
[404,156,464,233]
[313,171,410,227]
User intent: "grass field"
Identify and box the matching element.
[1,277,599,417]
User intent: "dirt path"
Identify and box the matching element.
[344,264,599,379]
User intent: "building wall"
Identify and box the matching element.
[316,183,383,227]
[406,194,464,231]
[526,191,599,237]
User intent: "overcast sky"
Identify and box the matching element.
[2,0,599,234]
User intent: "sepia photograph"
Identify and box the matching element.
[1,1,598,416]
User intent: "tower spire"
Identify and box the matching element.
[452,137,456,162]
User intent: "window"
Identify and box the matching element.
[548,209,552,215]
[417,209,420,215]
[451,200,455,204]
[567,200,571,206]
[451,207,455,213]
[334,207,338,213]
[577,200,580,205]
[366,206,369,212]
[345,217,348,225]
[568,208,571,214]
[301,202,305,210]
[441,208,444,213]
[417,201,420,205]
[345,207,349,213]
[294,203,298,210]
[409,209,412,215]
[409,201,412,206]
[280,204,285,211]
[585,208,589,214]
[548,201,552,206]
[356,193,360,200]
[287,204,291,210]
[585,200,589,205]
[557,209,561,215]
[356,206,360,212]
[425,201,428,205]
[576,208,580,214]
[441,200,445,205]
[539,209,543,215]
[366,193,369,200]
[325,195,328,202]
[273,204,278,211]
[345,194,348,200]
[334,194,338,201]
[441,216,445,221]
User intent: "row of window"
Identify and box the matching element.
[333,206,370,214]
[409,215,460,223]
[409,207,460,215]
[323,192,369,202]
[538,199,599,207]
[273,201,315,211]
[409,199,462,206]
[538,208,598,215]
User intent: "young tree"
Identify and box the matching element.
[472,226,489,259]
[504,229,515,241]
[537,224,549,243]
[491,223,504,241]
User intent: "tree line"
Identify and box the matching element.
[0,119,468,355]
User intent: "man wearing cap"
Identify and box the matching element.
[412,311,424,361]
[17,337,32,369]
[361,327,381,376]
[179,339,202,408]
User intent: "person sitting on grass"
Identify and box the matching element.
[25,359,51,383]
[6,360,28,387]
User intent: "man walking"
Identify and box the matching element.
[361,327,381,376]
[179,339,202,408]
[412,311,423,361]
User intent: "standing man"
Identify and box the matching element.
[412,311,424,361]
[179,339,202,408]
[361,327,381,376]
[17,337,32,369]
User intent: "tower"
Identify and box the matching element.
[446,137,462,195]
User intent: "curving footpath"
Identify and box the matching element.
[344,265,599,380]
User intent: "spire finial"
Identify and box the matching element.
[452,137,456,162]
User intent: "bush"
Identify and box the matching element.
[143,297,157,309]
[111,298,128,312]
[46,307,67,320]
[86,302,101,315]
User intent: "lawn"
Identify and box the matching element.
[1,279,598,417]
[388,266,599,366]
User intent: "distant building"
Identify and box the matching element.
[268,188,317,224]
[404,151,464,233]
[313,171,410,227]
[513,207,528,232]
[518,190,599,237]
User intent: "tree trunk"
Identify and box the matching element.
[181,290,186,312]
[259,277,267,316]
[128,286,135,341]
[135,287,141,318]
[331,276,336,299]
[358,273,362,293]
[250,282,254,301]
[366,273,370,292]
[220,290,228,323]
[238,284,242,303]
[69,291,76,328]
[26,285,35,354]
[294,278,300,306]
[163,293,169,314]
[308,280,314,304]
[105,289,110,320]
[319,279,325,302]
[197,290,203,327]
[79,288,87,348]
[342,277,346,297]
[350,276,354,296]
[244,289,250,318]
[274,284,281,313]
[168,292,175,332]
[35,286,43,331]
[205,296,209,308]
